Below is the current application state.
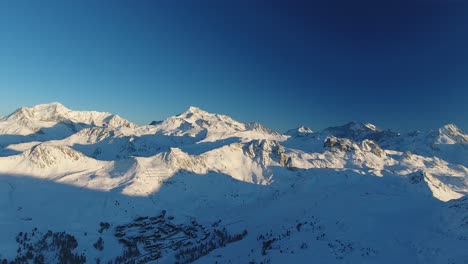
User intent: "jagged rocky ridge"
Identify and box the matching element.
[0,103,467,263]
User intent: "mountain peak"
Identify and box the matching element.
[187,106,201,112]
[297,126,313,133]
[6,102,70,122]
[30,102,71,114]
[3,102,135,132]
[33,102,67,109]
[321,121,397,143]
[440,123,461,133]
[176,106,211,118]
[324,121,382,134]
[342,121,381,132]
[364,123,379,131]
[184,106,208,115]
[285,126,313,137]
[437,123,467,144]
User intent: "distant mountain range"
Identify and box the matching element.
[0,103,467,263]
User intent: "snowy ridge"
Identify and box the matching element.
[322,121,399,142]
[285,126,313,137]
[437,124,468,144]
[146,106,286,143]
[0,103,468,263]
[0,102,135,137]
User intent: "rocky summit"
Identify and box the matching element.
[0,103,467,263]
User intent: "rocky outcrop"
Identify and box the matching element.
[361,140,386,157]
[26,144,87,168]
[323,122,398,143]
[244,139,289,167]
[323,137,358,152]
[437,124,468,144]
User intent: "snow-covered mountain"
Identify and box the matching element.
[0,103,467,263]
[322,121,400,143]
[0,102,135,137]
[147,106,285,142]
[285,126,313,137]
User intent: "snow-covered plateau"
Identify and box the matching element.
[1,103,467,263]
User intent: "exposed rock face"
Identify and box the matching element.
[323,137,386,159]
[361,140,386,157]
[26,144,86,168]
[244,139,289,167]
[437,124,468,144]
[162,148,206,173]
[407,171,463,201]
[76,127,115,142]
[1,103,468,263]
[323,137,358,152]
[323,122,398,143]
[408,171,425,184]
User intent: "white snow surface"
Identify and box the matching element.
[0,103,467,263]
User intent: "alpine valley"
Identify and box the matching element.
[1,103,467,263]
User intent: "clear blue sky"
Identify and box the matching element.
[1,0,467,132]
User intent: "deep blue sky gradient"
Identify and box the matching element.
[1,0,467,132]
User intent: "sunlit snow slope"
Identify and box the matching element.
[0,103,467,263]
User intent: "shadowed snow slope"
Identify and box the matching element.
[0,103,467,263]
